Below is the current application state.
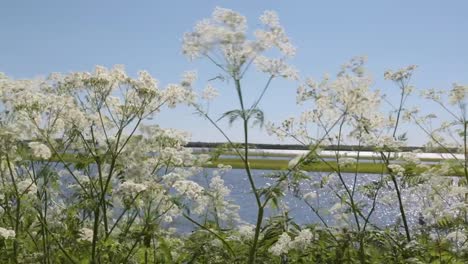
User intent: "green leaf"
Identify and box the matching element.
[217,109,243,126]
[247,108,265,128]
[158,237,174,263]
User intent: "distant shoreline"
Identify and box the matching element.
[190,147,465,161]
[186,142,461,154]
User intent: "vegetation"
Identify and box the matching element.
[0,7,466,264]
[188,141,462,154]
[208,158,465,176]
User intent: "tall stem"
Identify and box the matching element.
[388,82,411,241]
[233,78,263,264]
[6,154,19,264]
[463,115,467,182]
[91,205,100,263]
[462,114,467,223]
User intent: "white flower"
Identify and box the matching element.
[173,180,208,214]
[446,229,467,246]
[78,228,93,242]
[0,227,15,239]
[173,180,204,198]
[259,10,280,27]
[254,56,299,80]
[216,163,232,171]
[163,215,173,223]
[288,152,307,169]
[449,83,467,105]
[399,152,421,165]
[303,191,317,201]
[28,142,52,159]
[384,65,417,81]
[290,229,313,250]
[181,71,197,87]
[182,7,296,74]
[212,7,247,31]
[269,230,314,255]
[182,7,248,60]
[137,70,158,91]
[238,225,255,240]
[164,83,196,108]
[209,176,230,197]
[388,164,405,176]
[269,232,291,256]
[201,84,219,101]
[17,179,37,194]
[118,181,147,196]
[421,88,443,101]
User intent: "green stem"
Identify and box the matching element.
[390,82,411,241]
[233,78,263,264]
[6,154,19,264]
[183,214,235,257]
[91,206,100,264]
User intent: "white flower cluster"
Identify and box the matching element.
[209,176,230,198]
[269,232,291,256]
[292,57,383,141]
[237,224,255,240]
[164,82,197,108]
[201,84,219,101]
[160,147,195,166]
[289,229,314,250]
[78,227,93,242]
[266,117,296,141]
[254,57,299,80]
[17,179,38,194]
[256,11,296,56]
[398,152,421,165]
[28,142,52,159]
[446,229,468,251]
[303,191,317,201]
[387,164,405,177]
[1,65,198,154]
[419,176,468,227]
[182,7,296,78]
[362,134,404,150]
[420,88,443,101]
[173,180,208,214]
[0,227,15,239]
[118,180,147,196]
[207,174,239,223]
[140,125,190,149]
[449,83,467,105]
[384,65,417,81]
[269,229,314,256]
[182,7,249,61]
[288,153,307,169]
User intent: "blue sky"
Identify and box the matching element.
[1,0,467,145]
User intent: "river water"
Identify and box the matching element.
[52,161,457,233]
[171,168,444,233]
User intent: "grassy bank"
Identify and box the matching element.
[207,158,465,176]
[45,153,464,176]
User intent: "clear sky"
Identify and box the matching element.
[1,0,467,145]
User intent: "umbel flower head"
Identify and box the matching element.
[0,227,15,240]
[28,141,52,159]
[182,7,298,80]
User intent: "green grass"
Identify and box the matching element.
[42,153,464,176]
[207,158,465,176]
